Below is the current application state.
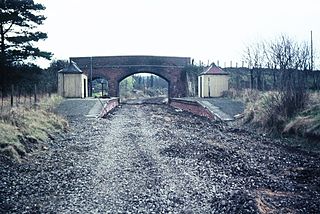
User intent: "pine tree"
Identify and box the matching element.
[0,0,51,67]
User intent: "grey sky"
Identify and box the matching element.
[36,0,320,68]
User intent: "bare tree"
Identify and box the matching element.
[266,35,309,116]
[267,35,310,70]
[244,42,266,68]
[243,34,311,118]
[243,42,267,90]
[294,41,310,70]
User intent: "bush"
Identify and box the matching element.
[243,89,309,134]
[244,92,284,132]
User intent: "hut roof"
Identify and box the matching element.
[200,63,229,75]
[59,61,83,74]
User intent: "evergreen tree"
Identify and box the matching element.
[0,0,51,67]
[42,60,69,92]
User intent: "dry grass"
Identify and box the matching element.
[233,90,319,141]
[255,196,275,214]
[0,123,24,161]
[283,104,320,141]
[283,92,320,140]
[243,91,287,133]
[255,189,296,214]
[0,94,68,162]
[5,107,68,141]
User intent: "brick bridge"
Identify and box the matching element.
[70,56,190,98]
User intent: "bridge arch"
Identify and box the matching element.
[70,56,190,98]
[119,72,169,100]
[116,69,170,96]
[91,76,108,97]
[118,70,170,84]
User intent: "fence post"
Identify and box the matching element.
[24,92,27,106]
[250,69,254,90]
[316,71,320,90]
[11,84,14,107]
[16,85,19,107]
[48,85,51,97]
[0,89,2,114]
[29,90,32,108]
[34,84,37,108]
[18,86,21,105]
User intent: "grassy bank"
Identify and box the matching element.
[0,95,68,162]
[283,93,320,140]
[229,89,320,142]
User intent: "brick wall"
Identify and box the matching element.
[71,55,190,68]
[169,99,217,120]
[99,98,119,117]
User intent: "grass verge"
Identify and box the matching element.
[283,103,320,141]
[0,95,68,162]
[233,89,320,143]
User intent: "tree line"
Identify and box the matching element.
[0,0,54,95]
[120,74,168,92]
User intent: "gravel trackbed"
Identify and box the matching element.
[1,103,320,213]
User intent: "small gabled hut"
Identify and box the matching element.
[198,63,229,97]
[58,61,88,98]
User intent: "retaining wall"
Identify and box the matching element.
[100,98,120,117]
[169,99,217,120]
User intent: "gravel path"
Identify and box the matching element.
[1,104,320,213]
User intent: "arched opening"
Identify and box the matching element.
[91,77,109,98]
[119,72,169,104]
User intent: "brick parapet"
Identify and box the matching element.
[169,99,217,120]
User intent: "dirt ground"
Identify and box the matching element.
[1,104,319,213]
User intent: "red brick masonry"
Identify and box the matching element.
[100,98,120,117]
[169,99,217,120]
[71,56,190,98]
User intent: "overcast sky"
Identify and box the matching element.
[36,0,320,68]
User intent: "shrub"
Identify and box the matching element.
[243,89,309,134]
[244,92,284,132]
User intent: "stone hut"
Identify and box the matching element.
[58,61,88,98]
[198,63,229,97]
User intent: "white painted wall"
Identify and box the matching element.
[58,73,88,98]
[198,74,229,97]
